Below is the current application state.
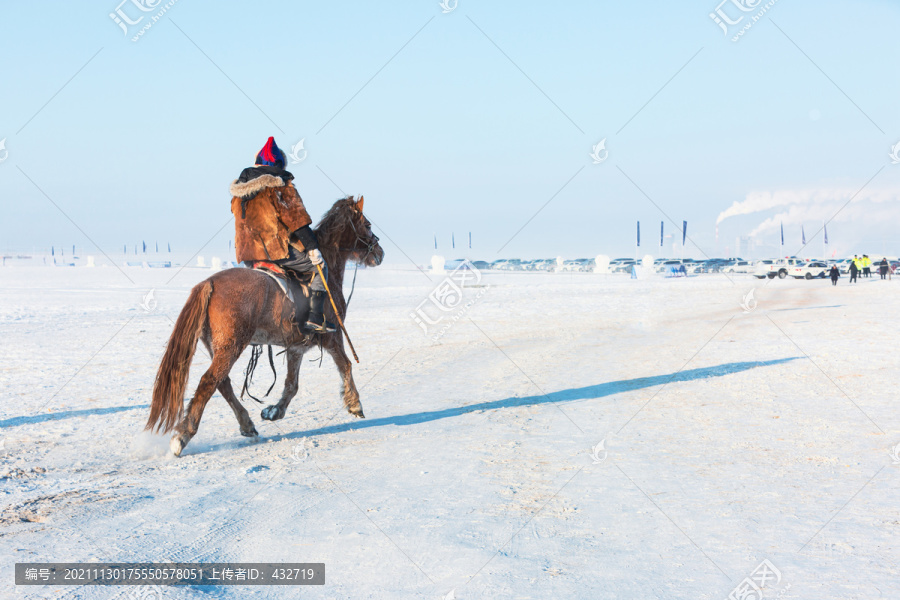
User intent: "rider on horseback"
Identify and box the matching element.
[230,137,335,333]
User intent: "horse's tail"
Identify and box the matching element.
[146,280,213,433]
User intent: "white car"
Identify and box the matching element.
[655,260,683,273]
[754,258,805,279]
[725,260,754,274]
[790,261,828,279]
[560,259,593,272]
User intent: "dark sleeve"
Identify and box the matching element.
[291,225,319,250]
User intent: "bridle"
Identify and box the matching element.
[335,211,380,309]
[340,212,380,258]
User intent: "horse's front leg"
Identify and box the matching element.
[326,338,364,418]
[261,348,304,421]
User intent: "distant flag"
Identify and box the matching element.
[72,245,75,255]
[637,221,641,247]
[142,241,147,253]
[168,242,171,252]
[51,246,54,256]
[468,232,472,249]
[452,233,455,249]
[660,221,664,247]
[801,225,806,245]
[682,221,687,246]
[780,222,784,247]
[433,234,437,250]
[155,241,158,252]
[123,244,126,254]
[824,222,829,244]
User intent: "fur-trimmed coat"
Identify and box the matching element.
[230,170,313,262]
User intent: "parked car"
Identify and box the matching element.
[612,260,637,273]
[790,261,828,279]
[560,258,594,272]
[724,260,754,274]
[492,259,524,271]
[444,259,482,271]
[696,260,718,273]
[684,260,705,274]
[533,258,557,271]
[655,260,683,273]
[754,258,805,279]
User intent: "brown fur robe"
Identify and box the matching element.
[230,174,313,262]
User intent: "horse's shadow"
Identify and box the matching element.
[0,404,149,429]
[253,357,799,446]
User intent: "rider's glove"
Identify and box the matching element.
[308,248,323,266]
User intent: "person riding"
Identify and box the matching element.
[230,137,335,333]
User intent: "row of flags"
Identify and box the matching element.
[434,232,472,250]
[50,245,77,256]
[781,222,829,246]
[634,221,832,249]
[636,221,688,247]
[121,242,173,254]
[51,242,176,256]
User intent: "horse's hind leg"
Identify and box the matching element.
[201,338,258,438]
[218,376,258,438]
[326,341,364,418]
[261,348,304,422]
[170,345,243,456]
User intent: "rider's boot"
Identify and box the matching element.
[305,290,337,333]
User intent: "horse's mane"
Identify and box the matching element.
[313,196,358,249]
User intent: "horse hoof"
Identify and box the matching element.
[261,406,282,421]
[170,434,188,457]
[241,427,259,438]
[349,407,365,419]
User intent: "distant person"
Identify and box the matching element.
[879,257,889,280]
[849,259,859,283]
[829,264,840,285]
[862,254,872,278]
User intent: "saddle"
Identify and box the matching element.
[250,261,312,328]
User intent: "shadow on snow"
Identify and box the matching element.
[264,357,799,443]
[0,404,148,429]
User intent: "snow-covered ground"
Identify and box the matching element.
[1,265,898,599]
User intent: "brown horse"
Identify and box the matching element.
[146,196,384,456]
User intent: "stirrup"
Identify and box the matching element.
[305,315,337,333]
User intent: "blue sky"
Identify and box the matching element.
[1,0,899,263]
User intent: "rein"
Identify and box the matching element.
[329,214,375,310]
[346,262,359,308]
[241,344,277,403]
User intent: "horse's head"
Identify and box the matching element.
[315,196,384,267]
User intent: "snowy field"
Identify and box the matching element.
[1,264,898,600]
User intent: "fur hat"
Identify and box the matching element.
[255,136,286,169]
